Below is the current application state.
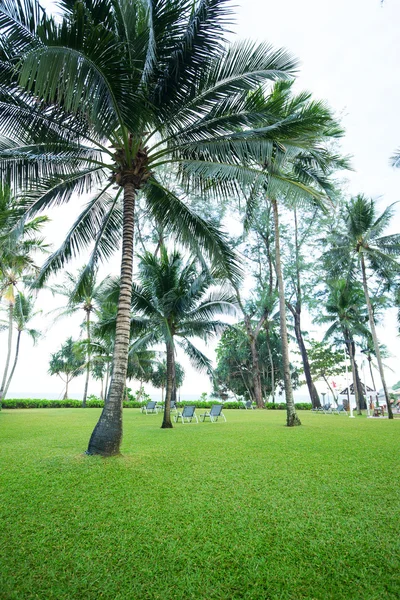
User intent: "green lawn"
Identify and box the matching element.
[1,409,399,600]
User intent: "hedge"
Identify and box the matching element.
[2,399,313,410]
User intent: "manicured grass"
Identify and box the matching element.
[1,409,399,600]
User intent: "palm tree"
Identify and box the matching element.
[0,185,48,402]
[51,268,111,407]
[0,292,41,403]
[130,248,236,428]
[319,279,370,414]
[243,82,348,426]
[0,0,302,454]
[326,195,400,419]
[48,337,85,400]
[151,359,185,404]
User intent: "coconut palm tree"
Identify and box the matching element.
[130,248,236,428]
[243,81,348,425]
[48,337,85,400]
[0,185,48,402]
[0,0,307,454]
[326,195,400,419]
[151,359,185,404]
[51,268,112,406]
[319,279,370,414]
[0,292,41,403]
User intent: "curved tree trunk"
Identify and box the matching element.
[322,375,338,405]
[104,363,110,402]
[82,311,91,408]
[2,330,21,400]
[64,376,70,400]
[291,309,321,409]
[354,360,366,410]
[245,319,264,408]
[265,335,276,403]
[87,183,136,455]
[271,198,301,427]
[347,340,361,415]
[162,341,174,428]
[0,303,14,404]
[368,356,377,392]
[361,255,393,419]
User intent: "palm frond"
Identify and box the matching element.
[144,177,243,284]
[35,186,120,286]
[177,337,213,377]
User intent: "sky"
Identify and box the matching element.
[2,0,400,399]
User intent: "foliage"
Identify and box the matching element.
[307,340,345,382]
[48,337,85,398]
[126,387,152,403]
[150,359,185,391]
[214,324,295,400]
[318,279,370,343]
[0,0,303,285]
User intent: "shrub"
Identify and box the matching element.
[222,401,249,409]
[177,400,220,409]
[264,402,287,410]
[123,401,144,408]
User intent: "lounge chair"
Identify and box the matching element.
[141,401,158,414]
[321,403,332,414]
[170,400,177,413]
[243,400,254,410]
[200,404,226,422]
[174,405,198,424]
[332,404,347,415]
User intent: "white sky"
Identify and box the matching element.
[2,0,400,399]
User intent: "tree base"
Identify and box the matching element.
[287,413,302,427]
[87,409,122,456]
[161,421,173,429]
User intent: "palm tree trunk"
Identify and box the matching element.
[162,341,174,428]
[368,355,377,392]
[82,311,91,408]
[87,183,136,455]
[2,330,21,400]
[360,255,393,419]
[271,198,301,426]
[104,363,110,401]
[354,360,366,410]
[161,384,164,404]
[0,303,14,403]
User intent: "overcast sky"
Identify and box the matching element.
[3,0,400,399]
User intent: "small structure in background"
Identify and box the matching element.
[338,382,378,411]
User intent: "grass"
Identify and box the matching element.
[1,409,399,600]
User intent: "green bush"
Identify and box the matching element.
[123,401,145,408]
[222,401,250,409]
[2,398,313,410]
[295,402,313,411]
[177,400,221,409]
[86,399,104,408]
[264,402,286,410]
